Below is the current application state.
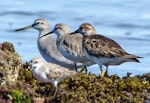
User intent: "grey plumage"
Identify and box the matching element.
[40,23,95,72]
[15,18,85,69]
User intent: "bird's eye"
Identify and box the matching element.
[40,22,44,24]
[80,27,83,30]
[34,61,38,64]
[36,22,44,25]
[55,26,60,29]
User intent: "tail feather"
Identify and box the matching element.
[123,53,143,63]
[130,58,140,63]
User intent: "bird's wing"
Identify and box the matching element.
[46,64,78,80]
[59,33,84,56]
[84,34,137,58]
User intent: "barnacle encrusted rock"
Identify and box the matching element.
[0,42,22,85]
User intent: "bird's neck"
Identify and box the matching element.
[56,32,66,41]
[57,31,66,37]
[32,63,43,73]
[39,28,50,39]
[82,36,87,49]
[83,35,88,41]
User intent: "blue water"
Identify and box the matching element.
[0,0,150,76]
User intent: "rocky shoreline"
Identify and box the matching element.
[0,42,150,103]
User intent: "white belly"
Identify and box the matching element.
[32,68,49,83]
[83,48,129,66]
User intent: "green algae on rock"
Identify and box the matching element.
[0,42,22,85]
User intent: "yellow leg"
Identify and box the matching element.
[79,63,88,73]
[100,65,104,77]
[101,69,105,77]
[80,65,86,73]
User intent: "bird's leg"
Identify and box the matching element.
[74,63,78,71]
[99,65,104,77]
[53,86,58,98]
[104,65,109,77]
[83,63,87,74]
[80,63,87,73]
[53,81,59,98]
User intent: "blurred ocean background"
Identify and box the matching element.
[0,0,150,76]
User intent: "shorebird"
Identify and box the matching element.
[29,56,78,97]
[15,18,84,70]
[71,23,142,77]
[40,23,95,73]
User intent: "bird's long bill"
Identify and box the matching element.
[39,28,56,38]
[70,29,79,35]
[15,23,38,31]
[15,25,33,31]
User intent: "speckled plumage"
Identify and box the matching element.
[71,23,141,76]
[84,34,140,60]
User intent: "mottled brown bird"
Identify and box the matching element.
[71,23,142,77]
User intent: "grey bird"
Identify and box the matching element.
[71,23,142,77]
[40,23,95,72]
[15,18,84,69]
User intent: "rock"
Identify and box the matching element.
[1,42,15,52]
[0,42,22,85]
